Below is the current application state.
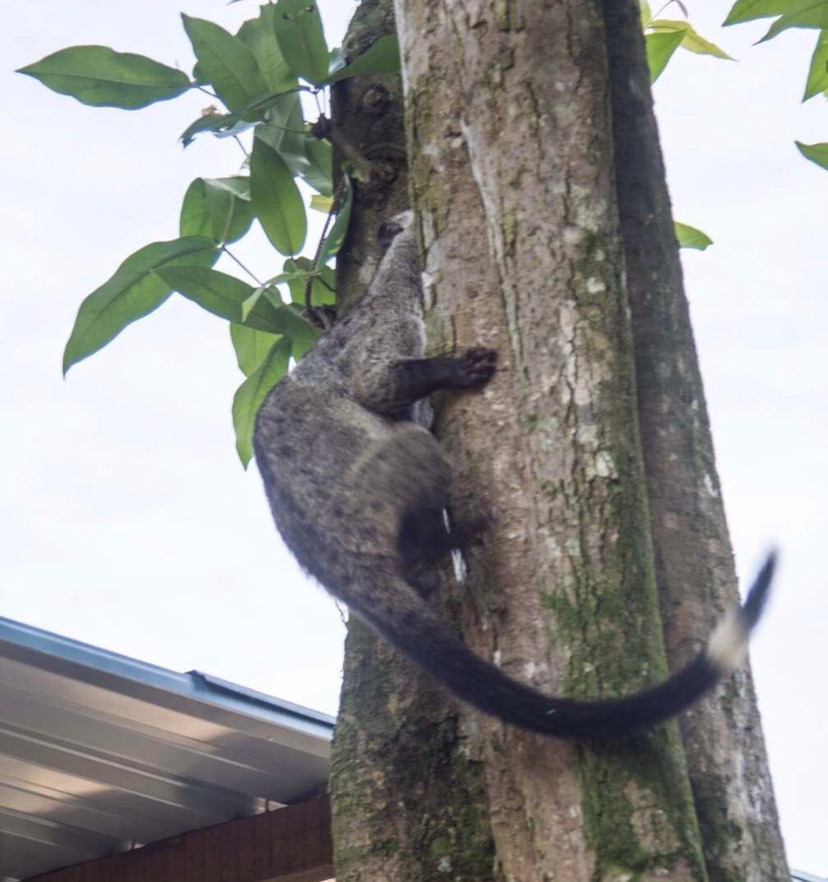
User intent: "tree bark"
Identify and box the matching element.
[329,0,788,880]
[329,4,497,881]
[394,0,707,878]
[604,2,789,879]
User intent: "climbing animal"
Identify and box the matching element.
[254,211,775,737]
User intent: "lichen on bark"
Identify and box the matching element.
[604,0,789,878]
[328,0,788,880]
[328,3,497,880]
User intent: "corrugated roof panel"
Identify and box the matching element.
[0,616,334,880]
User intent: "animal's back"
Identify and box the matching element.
[251,211,776,740]
[255,377,382,571]
[255,368,449,585]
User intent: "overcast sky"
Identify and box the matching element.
[1,1,825,873]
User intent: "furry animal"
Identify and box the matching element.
[253,211,775,738]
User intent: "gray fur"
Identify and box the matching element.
[253,211,775,738]
[255,210,465,645]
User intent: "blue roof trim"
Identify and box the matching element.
[0,615,335,740]
[189,670,336,726]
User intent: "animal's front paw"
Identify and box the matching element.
[455,348,498,389]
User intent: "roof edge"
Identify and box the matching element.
[0,616,335,740]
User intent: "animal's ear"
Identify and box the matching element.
[377,217,405,250]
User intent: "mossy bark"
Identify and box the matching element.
[394,0,705,878]
[330,0,407,311]
[329,1,787,881]
[604,2,789,879]
[329,3,497,881]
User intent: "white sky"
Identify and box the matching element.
[1,1,825,874]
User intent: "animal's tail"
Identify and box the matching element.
[353,552,776,738]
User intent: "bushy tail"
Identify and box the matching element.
[353,553,776,738]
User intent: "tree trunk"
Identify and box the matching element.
[329,0,788,880]
[329,4,497,881]
[604,2,789,879]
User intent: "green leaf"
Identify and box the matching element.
[327,46,347,78]
[795,140,828,169]
[674,221,713,250]
[180,177,253,244]
[317,175,353,265]
[209,176,252,200]
[232,336,291,466]
[239,276,320,333]
[723,0,792,25]
[759,0,828,41]
[255,91,306,157]
[303,137,333,196]
[237,4,295,92]
[804,29,828,98]
[262,265,313,305]
[63,237,217,373]
[650,20,734,59]
[261,291,320,350]
[250,136,307,255]
[242,287,289,332]
[17,46,190,109]
[274,95,309,163]
[310,194,334,212]
[273,0,329,85]
[284,306,320,353]
[242,282,323,340]
[276,131,334,196]
[640,0,653,27]
[283,257,336,306]
[230,323,282,376]
[286,322,319,358]
[154,266,255,323]
[236,88,302,121]
[322,35,401,84]
[180,90,302,148]
[180,111,235,147]
[181,14,268,111]
[274,133,312,177]
[646,30,685,81]
[180,179,216,238]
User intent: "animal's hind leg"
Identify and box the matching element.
[398,507,488,569]
[338,424,451,551]
[399,506,490,598]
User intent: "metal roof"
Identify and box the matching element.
[0,616,334,881]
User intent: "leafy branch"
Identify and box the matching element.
[21,0,819,466]
[17,0,400,464]
[724,0,828,171]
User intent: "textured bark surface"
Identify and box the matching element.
[395,0,706,879]
[329,1,788,881]
[604,2,789,880]
[329,4,497,881]
[331,0,408,310]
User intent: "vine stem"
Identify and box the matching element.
[304,202,337,329]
